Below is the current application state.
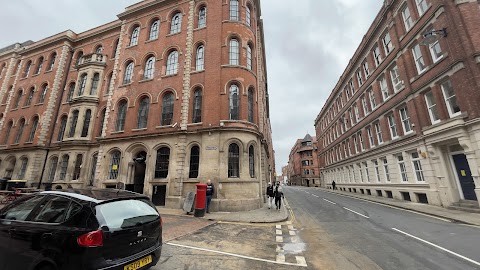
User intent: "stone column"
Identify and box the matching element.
[459,136,480,206]
[0,56,18,130]
[96,21,125,186]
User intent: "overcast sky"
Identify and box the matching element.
[0,0,382,176]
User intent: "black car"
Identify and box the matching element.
[0,189,162,270]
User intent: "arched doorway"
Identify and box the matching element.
[133,151,147,194]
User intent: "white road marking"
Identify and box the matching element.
[312,194,319,197]
[276,254,285,263]
[392,228,480,267]
[276,236,283,242]
[276,245,284,253]
[289,230,297,236]
[276,225,282,229]
[276,229,282,235]
[323,198,336,205]
[167,242,308,267]
[343,207,370,219]
[296,256,308,267]
[286,221,292,225]
[288,225,294,230]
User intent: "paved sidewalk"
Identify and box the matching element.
[156,202,289,223]
[318,188,480,226]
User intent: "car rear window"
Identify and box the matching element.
[96,199,159,230]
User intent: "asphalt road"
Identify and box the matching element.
[285,186,480,270]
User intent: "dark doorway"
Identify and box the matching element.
[152,185,166,206]
[133,151,147,194]
[306,179,310,187]
[452,154,477,201]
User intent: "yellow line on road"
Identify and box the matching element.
[284,198,296,224]
[459,223,480,229]
[216,221,280,227]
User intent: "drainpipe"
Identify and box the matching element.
[38,48,73,189]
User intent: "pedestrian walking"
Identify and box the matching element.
[266,183,274,209]
[332,180,336,190]
[273,182,284,211]
[206,179,214,213]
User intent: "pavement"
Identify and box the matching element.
[316,187,480,226]
[156,200,289,223]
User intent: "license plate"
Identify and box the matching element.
[124,255,152,270]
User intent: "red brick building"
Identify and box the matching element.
[315,0,480,209]
[0,0,275,211]
[287,134,321,187]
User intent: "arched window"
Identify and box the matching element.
[198,6,207,28]
[149,20,160,40]
[57,115,67,141]
[14,90,22,108]
[25,87,34,106]
[76,51,83,66]
[38,84,48,103]
[123,61,134,84]
[66,82,75,102]
[161,93,174,126]
[95,46,103,54]
[27,117,38,142]
[166,51,179,75]
[248,88,254,122]
[0,63,5,78]
[48,52,56,71]
[46,157,58,183]
[105,73,113,94]
[89,153,98,186]
[90,73,100,95]
[14,118,25,144]
[17,158,28,179]
[189,146,200,178]
[68,110,79,138]
[228,143,240,177]
[23,60,32,77]
[247,44,253,70]
[155,147,170,178]
[2,121,13,144]
[229,39,239,65]
[230,0,239,20]
[108,150,121,179]
[144,56,155,80]
[137,96,150,129]
[249,145,255,177]
[116,100,127,131]
[59,155,69,180]
[129,26,140,46]
[170,13,182,34]
[72,154,83,180]
[78,74,87,96]
[196,45,205,71]
[98,108,106,136]
[81,109,92,137]
[246,5,252,26]
[192,88,202,123]
[35,57,44,74]
[229,84,239,120]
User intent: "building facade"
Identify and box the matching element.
[287,134,321,187]
[0,0,275,212]
[315,0,480,208]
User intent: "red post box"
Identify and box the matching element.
[194,183,207,217]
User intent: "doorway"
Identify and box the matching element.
[452,153,477,201]
[306,179,310,187]
[133,151,146,194]
[152,185,166,206]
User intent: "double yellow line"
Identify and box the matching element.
[284,198,296,224]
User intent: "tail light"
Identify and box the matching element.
[77,230,103,247]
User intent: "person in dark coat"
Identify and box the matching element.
[266,183,274,209]
[332,181,336,190]
[273,182,284,211]
[205,179,214,213]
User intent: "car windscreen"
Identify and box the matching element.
[95,199,159,230]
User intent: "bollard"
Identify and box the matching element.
[194,183,207,217]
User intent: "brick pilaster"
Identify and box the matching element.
[0,56,17,130]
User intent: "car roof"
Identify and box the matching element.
[40,189,147,204]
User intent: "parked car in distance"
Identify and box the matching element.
[0,189,162,270]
